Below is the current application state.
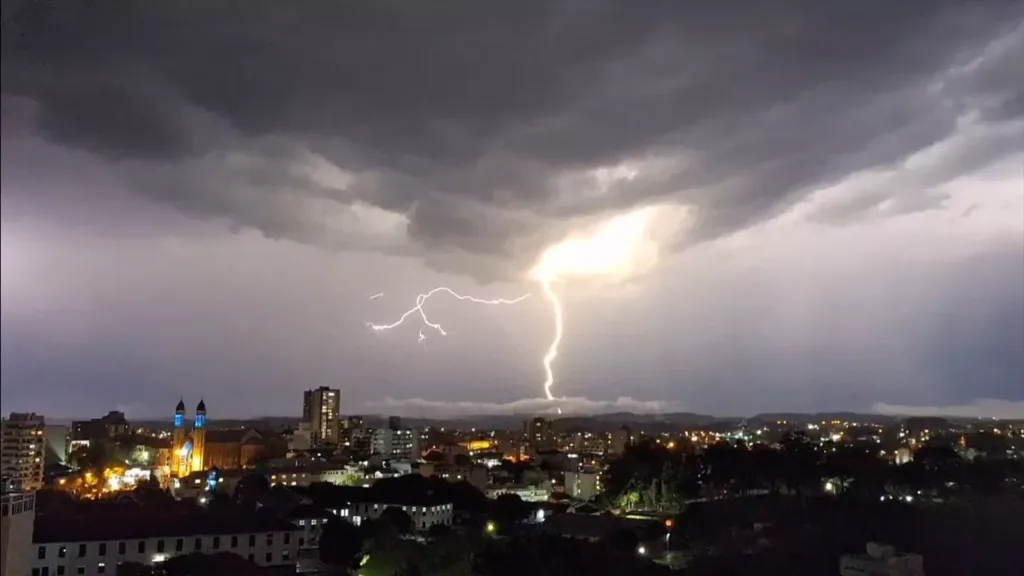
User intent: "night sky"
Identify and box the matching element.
[1,2,1022,419]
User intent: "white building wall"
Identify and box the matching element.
[31,530,300,576]
[2,492,35,576]
[350,502,452,531]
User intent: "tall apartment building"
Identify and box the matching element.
[1,412,46,491]
[372,427,419,462]
[524,417,555,451]
[302,387,341,446]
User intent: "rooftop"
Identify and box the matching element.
[33,504,299,543]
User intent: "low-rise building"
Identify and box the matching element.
[418,462,488,490]
[348,496,453,531]
[563,471,600,501]
[839,542,925,576]
[1,483,36,576]
[30,505,301,576]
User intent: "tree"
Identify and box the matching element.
[319,517,364,568]
[380,505,414,534]
[491,493,529,530]
[427,522,453,539]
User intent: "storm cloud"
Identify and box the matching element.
[1,1,1022,418]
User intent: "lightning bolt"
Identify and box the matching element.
[366,287,530,338]
[537,276,563,402]
[369,293,383,300]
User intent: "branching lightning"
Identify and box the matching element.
[366,286,529,338]
[369,206,670,412]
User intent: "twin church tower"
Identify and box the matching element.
[171,398,207,477]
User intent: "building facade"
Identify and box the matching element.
[564,471,601,501]
[31,509,301,576]
[1,484,36,576]
[1,412,46,491]
[371,427,419,461]
[170,400,208,478]
[302,387,341,446]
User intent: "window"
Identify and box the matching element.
[37,545,46,560]
[282,551,290,561]
[42,568,50,576]
[137,540,145,554]
[157,540,165,553]
[32,569,40,576]
[58,546,67,559]
[98,543,106,556]
[76,568,85,576]
[230,536,238,548]
[118,542,126,555]
[283,532,291,545]
[57,567,65,576]
[248,535,256,547]
[299,537,305,547]
[77,544,86,558]
[265,552,273,563]
[212,536,220,550]
[97,563,106,574]
[265,533,273,546]
[247,554,255,562]
[175,539,183,552]
[299,519,305,526]
[194,538,202,551]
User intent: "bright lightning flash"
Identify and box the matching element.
[530,206,665,403]
[367,287,529,339]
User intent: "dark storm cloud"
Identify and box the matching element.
[2,1,1023,279]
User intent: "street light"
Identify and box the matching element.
[485,521,497,534]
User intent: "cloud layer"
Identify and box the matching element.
[3,1,1022,281]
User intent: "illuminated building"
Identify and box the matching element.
[71,411,131,444]
[1,412,46,491]
[608,426,632,456]
[302,387,341,446]
[564,471,601,501]
[524,417,555,451]
[371,427,419,461]
[170,399,208,477]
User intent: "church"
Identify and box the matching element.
[171,398,207,477]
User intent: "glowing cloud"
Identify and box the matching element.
[529,204,691,401]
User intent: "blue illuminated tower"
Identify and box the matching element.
[191,399,207,472]
[172,398,187,477]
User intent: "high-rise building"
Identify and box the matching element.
[523,417,555,451]
[1,477,36,576]
[372,427,420,461]
[1,412,46,491]
[302,387,341,446]
[608,426,631,456]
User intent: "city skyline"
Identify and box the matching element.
[2,2,1023,419]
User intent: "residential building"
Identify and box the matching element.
[30,505,301,576]
[1,479,36,576]
[70,412,130,445]
[1,412,46,491]
[608,426,631,456]
[371,427,419,461]
[302,387,341,446]
[564,470,601,501]
[348,497,453,531]
[524,417,555,451]
[418,462,488,490]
